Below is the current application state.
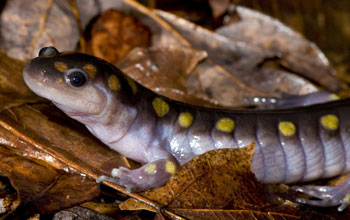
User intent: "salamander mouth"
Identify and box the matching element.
[52,102,87,117]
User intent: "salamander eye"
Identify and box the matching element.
[38,46,59,57]
[65,69,87,87]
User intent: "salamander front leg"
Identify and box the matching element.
[293,177,350,211]
[97,158,178,192]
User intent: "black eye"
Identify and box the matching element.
[65,69,87,87]
[39,46,59,57]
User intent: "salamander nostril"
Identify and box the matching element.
[38,46,59,57]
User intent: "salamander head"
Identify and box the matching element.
[23,47,123,117]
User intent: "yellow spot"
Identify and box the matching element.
[125,76,137,94]
[56,78,63,83]
[344,193,350,203]
[166,161,176,174]
[321,114,339,130]
[83,64,97,79]
[54,62,68,72]
[178,112,193,128]
[144,163,156,174]
[279,121,296,136]
[108,75,121,91]
[329,93,340,100]
[152,97,169,117]
[216,118,235,133]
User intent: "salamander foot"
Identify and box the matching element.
[292,178,350,212]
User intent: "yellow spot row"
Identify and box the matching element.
[278,114,339,137]
[144,161,176,175]
[150,95,340,136]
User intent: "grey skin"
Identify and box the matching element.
[23,47,350,211]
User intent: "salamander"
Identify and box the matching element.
[23,47,350,211]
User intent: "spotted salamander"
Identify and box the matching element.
[23,47,350,211]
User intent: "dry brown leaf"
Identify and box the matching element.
[171,209,300,220]
[120,143,302,219]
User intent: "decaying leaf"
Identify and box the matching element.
[52,206,114,220]
[87,9,151,64]
[117,46,220,108]
[85,0,338,108]
[2,0,337,108]
[0,0,80,59]
[0,52,43,111]
[216,4,339,91]
[85,0,290,108]
[0,104,130,216]
[155,9,334,98]
[119,143,302,219]
[0,148,99,215]
[208,0,230,18]
[171,209,300,220]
